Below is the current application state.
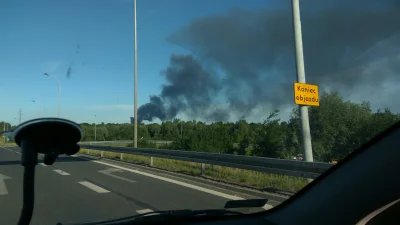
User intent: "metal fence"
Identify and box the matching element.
[80,144,334,179]
[80,141,132,145]
[80,140,173,145]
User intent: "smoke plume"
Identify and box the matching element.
[138,0,400,122]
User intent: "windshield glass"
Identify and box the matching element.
[1,0,399,224]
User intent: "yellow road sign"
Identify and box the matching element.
[294,83,320,106]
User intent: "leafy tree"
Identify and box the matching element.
[253,110,289,158]
[147,123,161,138]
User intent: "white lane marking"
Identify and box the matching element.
[1,147,21,155]
[262,204,274,210]
[92,161,244,200]
[39,163,48,167]
[136,209,154,214]
[0,174,12,195]
[78,181,110,193]
[53,169,70,176]
[98,168,136,183]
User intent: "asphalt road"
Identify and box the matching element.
[0,146,274,225]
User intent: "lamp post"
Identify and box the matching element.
[133,0,138,149]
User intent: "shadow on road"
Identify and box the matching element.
[0,155,94,166]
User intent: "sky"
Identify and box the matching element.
[1,0,400,125]
[0,0,270,125]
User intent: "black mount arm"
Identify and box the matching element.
[18,140,38,225]
[8,118,82,225]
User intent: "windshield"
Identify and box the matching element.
[1,0,399,224]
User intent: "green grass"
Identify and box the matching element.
[0,142,17,147]
[204,165,307,193]
[79,148,307,193]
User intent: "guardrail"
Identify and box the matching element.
[80,144,334,179]
[80,141,133,145]
[80,140,173,145]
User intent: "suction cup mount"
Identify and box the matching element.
[7,118,82,225]
[14,118,82,161]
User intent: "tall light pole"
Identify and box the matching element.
[291,0,314,164]
[44,73,60,118]
[133,0,138,148]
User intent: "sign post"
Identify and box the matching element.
[291,0,315,170]
[294,83,319,106]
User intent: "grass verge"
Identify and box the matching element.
[0,142,17,147]
[79,148,308,193]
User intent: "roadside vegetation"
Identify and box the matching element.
[79,148,307,193]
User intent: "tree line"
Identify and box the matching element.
[78,92,399,162]
[2,91,399,162]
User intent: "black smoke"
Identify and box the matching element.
[136,55,222,122]
[137,95,167,122]
[137,0,400,122]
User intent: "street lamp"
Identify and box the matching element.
[133,0,138,148]
[44,73,60,118]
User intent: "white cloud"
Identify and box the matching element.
[141,117,163,125]
[87,104,133,111]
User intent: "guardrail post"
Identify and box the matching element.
[120,153,123,160]
[150,157,154,167]
[201,163,206,175]
[101,151,104,158]
[87,149,90,154]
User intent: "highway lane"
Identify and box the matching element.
[0,147,150,224]
[0,146,270,224]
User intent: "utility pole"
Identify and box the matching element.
[17,109,22,125]
[291,0,314,164]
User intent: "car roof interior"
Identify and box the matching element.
[258,122,400,225]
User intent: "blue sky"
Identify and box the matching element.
[0,0,270,125]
